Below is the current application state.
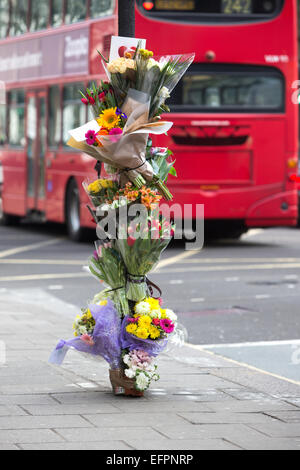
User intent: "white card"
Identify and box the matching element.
[68,120,100,142]
[109,36,146,62]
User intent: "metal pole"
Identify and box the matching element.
[118,0,135,37]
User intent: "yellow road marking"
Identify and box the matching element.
[185,343,300,387]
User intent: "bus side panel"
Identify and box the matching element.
[45,150,95,225]
[1,150,27,216]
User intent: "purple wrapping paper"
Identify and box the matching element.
[120,316,168,357]
[49,300,121,369]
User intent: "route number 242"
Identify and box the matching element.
[222,0,252,14]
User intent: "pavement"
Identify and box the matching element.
[1,287,300,450]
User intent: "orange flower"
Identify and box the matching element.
[96,128,109,147]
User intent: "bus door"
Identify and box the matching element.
[26,90,47,213]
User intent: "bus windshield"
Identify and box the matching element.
[168,65,284,113]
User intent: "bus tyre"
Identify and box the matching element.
[0,209,20,226]
[66,180,86,242]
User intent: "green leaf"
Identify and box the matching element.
[169,166,177,177]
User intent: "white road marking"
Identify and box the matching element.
[179,257,300,264]
[225,277,239,282]
[195,339,300,349]
[185,342,300,386]
[156,263,300,274]
[0,258,84,265]
[155,249,201,270]
[48,285,63,290]
[190,298,205,303]
[0,238,64,259]
[169,279,183,285]
[0,272,90,282]
[255,294,270,299]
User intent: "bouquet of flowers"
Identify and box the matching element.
[50,36,194,397]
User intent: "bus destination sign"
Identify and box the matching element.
[222,0,252,14]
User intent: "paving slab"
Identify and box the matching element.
[0,289,300,450]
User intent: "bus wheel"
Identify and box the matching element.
[0,203,20,226]
[65,180,86,242]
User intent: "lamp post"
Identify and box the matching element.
[118,0,135,37]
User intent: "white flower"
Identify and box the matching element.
[165,309,177,322]
[135,372,149,391]
[123,354,130,366]
[135,301,151,315]
[147,58,160,70]
[78,326,88,335]
[149,309,161,319]
[124,368,136,379]
[158,86,170,100]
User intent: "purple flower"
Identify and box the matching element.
[85,130,97,146]
[116,108,127,119]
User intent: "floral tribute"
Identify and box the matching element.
[49,37,194,396]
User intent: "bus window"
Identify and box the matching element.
[0,0,9,38]
[8,90,25,147]
[65,0,87,24]
[0,104,6,145]
[30,0,50,31]
[9,0,28,36]
[51,0,63,27]
[90,0,114,18]
[48,86,61,148]
[62,83,86,146]
[169,65,284,113]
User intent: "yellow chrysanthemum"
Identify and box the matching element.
[135,327,149,339]
[160,309,167,319]
[145,297,160,310]
[138,315,152,328]
[126,324,138,335]
[149,325,160,339]
[85,309,92,319]
[88,179,102,194]
[99,300,108,306]
[97,107,120,130]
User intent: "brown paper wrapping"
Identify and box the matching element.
[67,91,173,184]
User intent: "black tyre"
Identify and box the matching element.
[65,180,86,242]
[0,200,20,226]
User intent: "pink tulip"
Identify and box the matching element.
[127,236,136,247]
[80,334,95,346]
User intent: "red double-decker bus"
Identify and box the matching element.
[0,0,298,241]
[136,0,299,237]
[0,0,117,240]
